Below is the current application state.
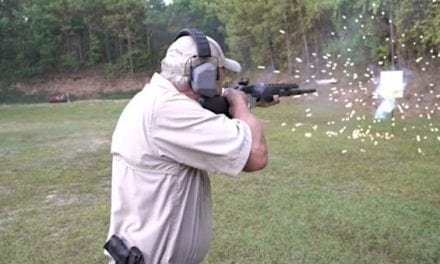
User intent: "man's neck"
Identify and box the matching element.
[181,89,200,101]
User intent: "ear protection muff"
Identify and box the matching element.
[175,28,219,98]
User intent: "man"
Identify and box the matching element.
[105,29,278,264]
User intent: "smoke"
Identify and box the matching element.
[243,5,439,156]
[374,98,396,119]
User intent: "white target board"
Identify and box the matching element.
[378,71,404,99]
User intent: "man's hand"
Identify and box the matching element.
[255,95,281,107]
[223,88,250,117]
[223,88,268,171]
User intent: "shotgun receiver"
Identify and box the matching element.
[199,80,316,116]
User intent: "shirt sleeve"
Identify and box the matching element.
[151,93,252,177]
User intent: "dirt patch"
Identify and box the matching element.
[14,68,150,98]
[45,190,77,206]
[9,65,440,117]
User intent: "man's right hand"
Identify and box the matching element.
[223,88,250,118]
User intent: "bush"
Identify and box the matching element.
[121,50,151,73]
[61,52,81,72]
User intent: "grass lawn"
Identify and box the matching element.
[0,98,439,263]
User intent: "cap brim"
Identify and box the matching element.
[224,58,241,72]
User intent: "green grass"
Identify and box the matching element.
[0,99,439,263]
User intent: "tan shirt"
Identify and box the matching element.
[107,73,252,264]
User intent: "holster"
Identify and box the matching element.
[104,235,145,264]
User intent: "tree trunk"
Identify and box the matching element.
[283,9,293,75]
[389,0,396,69]
[66,32,71,54]
[269,38,275,70]
[314,30,319,74]
[78,34,83,64]
[104,31,112,64]
[299,8,310,66]
[126,25,134,74]
[146,28,151,54]
[118,36,123,60]
[88,24,93,63]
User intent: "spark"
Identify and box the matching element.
[326,131,338,137]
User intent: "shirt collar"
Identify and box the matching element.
[147,73,176,91]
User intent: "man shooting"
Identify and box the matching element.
[104,28,279,264]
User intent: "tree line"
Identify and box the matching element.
[0,0,438,82]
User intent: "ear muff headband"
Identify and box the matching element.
[175,28,219,98]
[176,28,211,58]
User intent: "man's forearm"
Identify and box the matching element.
[230,105,268,171]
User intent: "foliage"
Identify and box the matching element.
[0,0,438,84]
[219,0,438,72]
[89,34,102,65]
[60,52,81,71]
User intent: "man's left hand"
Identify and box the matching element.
[256,95,281,107]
